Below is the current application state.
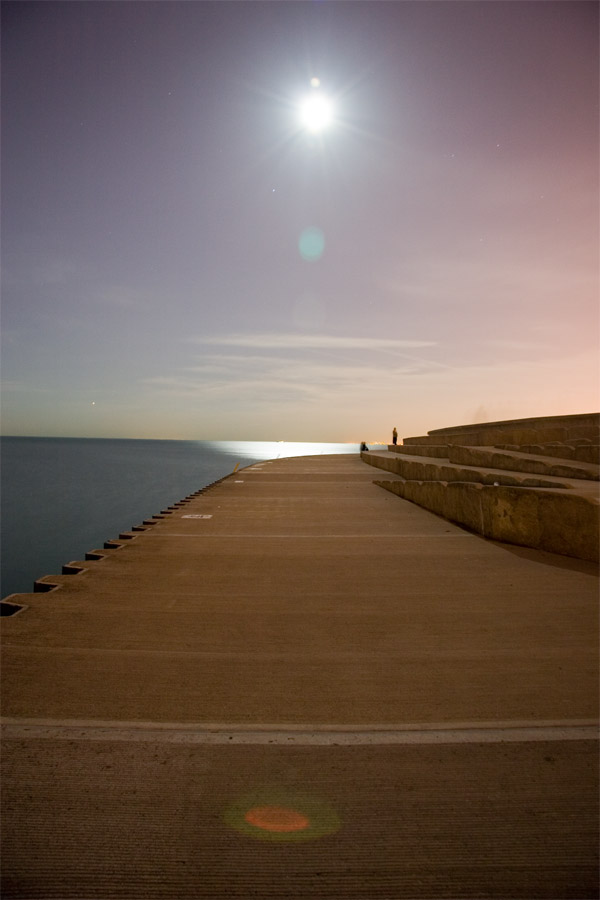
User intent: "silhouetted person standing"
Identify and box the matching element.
[392,427,398,445]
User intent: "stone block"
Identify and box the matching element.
[375,480,599,562]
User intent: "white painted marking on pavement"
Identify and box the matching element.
[2,719,597,746]
[147,533,475,538]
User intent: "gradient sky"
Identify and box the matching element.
[2,0,598,442]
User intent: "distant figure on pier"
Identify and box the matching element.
[392,427,398,445]
[360,442,369,452]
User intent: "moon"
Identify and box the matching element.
[299,93,333,133]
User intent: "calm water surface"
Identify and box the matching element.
[1,437,358,599]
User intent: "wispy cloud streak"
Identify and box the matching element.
[190,333,437,351]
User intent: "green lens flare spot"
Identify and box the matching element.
[298,227,325,262]
[224,787,341,842]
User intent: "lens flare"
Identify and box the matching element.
[298,227,325,262]
[224,787,341,843]
[244,806,310,833]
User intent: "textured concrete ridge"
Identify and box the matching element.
[425,411,600,447]
[1,453,598,898]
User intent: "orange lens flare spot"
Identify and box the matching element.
[244,805,310,833]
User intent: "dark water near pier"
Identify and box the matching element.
[1,437,358,599]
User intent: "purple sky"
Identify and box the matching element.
[2,1,598,442]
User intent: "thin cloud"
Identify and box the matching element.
[140,353,436,405]
[483,339,551,352]
[190,333,437,350]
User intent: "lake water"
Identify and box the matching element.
[1,437,359,599]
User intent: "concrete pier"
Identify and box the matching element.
[2,453,598,898]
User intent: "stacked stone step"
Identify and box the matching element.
[495,443,599,465]
[388,441,599,465]
[362,413,599,562]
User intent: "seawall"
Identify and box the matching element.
[1,452,598,898]
[364,413,599,562]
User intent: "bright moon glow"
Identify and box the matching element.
[300,94,333,133]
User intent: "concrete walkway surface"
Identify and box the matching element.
[2,454,598,898]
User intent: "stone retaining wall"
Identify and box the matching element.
[367,413,599,563]
[375,480,599,562]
